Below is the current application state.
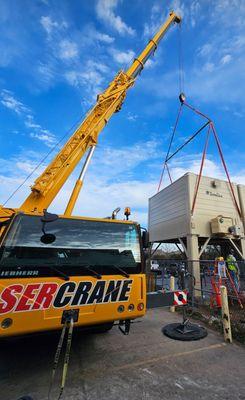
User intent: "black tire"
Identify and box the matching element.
[17,397,34,400]
[86,322,114,334]
[162,322,208,341]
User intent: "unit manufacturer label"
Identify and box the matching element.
[0,279,133,314]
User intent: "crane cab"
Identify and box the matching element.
[0,212,146,337]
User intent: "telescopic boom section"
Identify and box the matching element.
[20,11,180,214]
[126,11,181,79]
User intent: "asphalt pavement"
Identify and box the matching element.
[0,308,245,400]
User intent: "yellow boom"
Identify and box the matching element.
[10,12,181,215]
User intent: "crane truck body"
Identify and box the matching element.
[0,12,180,337]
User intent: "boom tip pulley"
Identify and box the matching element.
[179,92,186,104]
[170,10,181,24]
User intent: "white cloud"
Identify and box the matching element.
[15,161,38,174]
[93,30,114,44]
[143,2,163,38]
[210,0,245,29]
[190,0,201,27]
[48,139,162,225]
[203,62,215,72]
[40,16,59,35]
[58,39,78,60]
[38,16,114,100]
[25,115,42,129]
[198,43,213,57]
[65,60,109,101]
[144,58,156,69]
[220,54,232,65]
[0,139,160,225]
[110,48,135,64]
[126,112,138,122]
[40,16,67,36]
[1,89,56,147]
[30,131,56,147]
[169,0,186,20]
[1,139,245,227]
[65,67,103,90]
[96,0,135,36]
[144,0,200,39]
[37,62,56,87]
[0,89,30,115]
[168,157,225,182]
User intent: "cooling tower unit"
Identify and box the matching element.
[148,172,245,290]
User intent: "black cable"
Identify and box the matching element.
[3,113,86,207]
[178,22,184,93]
[166,121,210,162]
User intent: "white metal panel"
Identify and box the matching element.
[148,172,244,242]
[148,174,190,241]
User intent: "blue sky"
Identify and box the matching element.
[0,0,244,225]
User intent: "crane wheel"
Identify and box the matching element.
[83,322,114,334]
[17,397,34,400]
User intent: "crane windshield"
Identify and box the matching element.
[0,214,142,278]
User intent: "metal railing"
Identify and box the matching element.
[146,259,245,343]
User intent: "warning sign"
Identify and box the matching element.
[173,290,187,306]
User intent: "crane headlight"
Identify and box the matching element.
[1,318,13,329]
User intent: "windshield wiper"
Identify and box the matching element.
[83,265,102,279]
[109,264,130,278]
[0,260,70,281]
[45,264,70,281]
[79,262,130,278]
[60,262,102,279]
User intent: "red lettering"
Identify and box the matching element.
[15,284,41,312]
[0,284,23,314]
[32,283,58,310]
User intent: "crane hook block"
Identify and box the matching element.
[179,93,186,104]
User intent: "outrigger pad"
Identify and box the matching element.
[162,322,208,341]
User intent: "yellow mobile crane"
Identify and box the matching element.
[0,12,180,337]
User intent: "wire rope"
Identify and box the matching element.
[2,113,87,207]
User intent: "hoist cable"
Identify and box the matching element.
[158,23,185,192]
[178,22,184,93]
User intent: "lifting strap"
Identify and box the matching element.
[48,318,74,400]
[157,103,183,192]
[191,124,211,215]
[157,98,242,218]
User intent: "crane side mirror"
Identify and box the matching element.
[41,210,59,223]
[40,210,58,244]
[40,233,56,244]
[142,230,149,249]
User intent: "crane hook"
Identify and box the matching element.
[179,92,186,103]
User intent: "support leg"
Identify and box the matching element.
[187,234,201,297]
